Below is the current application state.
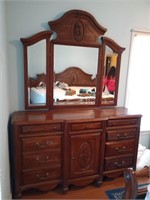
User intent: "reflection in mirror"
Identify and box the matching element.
[53,45,98,106]
[102,46,118,104]
[28,40,46,106]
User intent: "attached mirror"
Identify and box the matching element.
[53,44,98,106]
[21,31,52,110]
[101,46,117,104]
[100,37,125,106]
[28,40,46,106]
[21,10,125,110]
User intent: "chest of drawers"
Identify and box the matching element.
[11,107,141,198]
[104,118,141,178]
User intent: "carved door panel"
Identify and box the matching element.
[69,133,101,179]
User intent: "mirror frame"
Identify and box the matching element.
[49,9,107,109]
[99,37,125,106]
[21,10,125,110]
[21,31,53,110]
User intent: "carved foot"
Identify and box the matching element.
[95,179,102,187]
[63,185,69,194]
[13,191,22,199]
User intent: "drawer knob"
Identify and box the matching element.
[71,156,76,160]
[36,141,50,148]
[114,161,125,167]
[36,156,49,162]
[36,172,49,181]
[117,133,127,139]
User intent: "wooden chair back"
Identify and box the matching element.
[122,166,150,199]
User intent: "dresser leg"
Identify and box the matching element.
[13,190,22,199]
[63,185,69,194]
[95,178,102,187]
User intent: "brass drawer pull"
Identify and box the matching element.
[117,133,127,139]
[115,146,126,152]
[36,172,49,181]
[114,161,125,167]
[36,141,50,148]
[36,156,49,162]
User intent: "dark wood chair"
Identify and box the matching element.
[122,166,150,199]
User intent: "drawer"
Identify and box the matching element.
[108,118,138,127]
[23,150,61,169]
[104,155,133,171]
[105,140,135,157]
[22,136,61,153]
[70,122,103,131]
[106,128,136,141]
[22,168,61,185]
[22,123,62,133]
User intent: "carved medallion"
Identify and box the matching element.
[72,20,84,41]
[77,142,92,170]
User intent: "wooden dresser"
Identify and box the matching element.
[11,107,141,198]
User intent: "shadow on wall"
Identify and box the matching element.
[9,40,24,110]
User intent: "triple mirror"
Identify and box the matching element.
[21,10,125,110]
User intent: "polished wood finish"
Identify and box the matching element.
[48,9,107,45]
[11,107,141,198]
[122,167,150,199]
[104,117,140,178]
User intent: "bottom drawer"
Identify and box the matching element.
[22,168,61,185]
[104,155,133,171]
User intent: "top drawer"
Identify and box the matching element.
[22,123,62,134]
[108,118,138,127]
[70,122,103,132]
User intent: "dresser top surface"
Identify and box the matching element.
[11,107,142,125]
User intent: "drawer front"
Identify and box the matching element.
[104,155,133,171]
[22,136,61,153]
[108,118,138,127]
[22,123,62,133]
[105,140,135,157]
[106,128,136,141]
[70,122,103,131]
[22,168,61,185]
[23,150,61,169]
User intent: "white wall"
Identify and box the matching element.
[5,0,150,112]
[2,0,150,198]
[0,1,11,199]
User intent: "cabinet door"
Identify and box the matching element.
[69,133,101,179]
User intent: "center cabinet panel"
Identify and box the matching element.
[64,120,106,191]
[69,132,101,178]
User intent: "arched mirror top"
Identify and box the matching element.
[21,31,53,46]
[48,9,107,45]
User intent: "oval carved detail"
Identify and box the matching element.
[77,141,92,170]
[72,20,84,41]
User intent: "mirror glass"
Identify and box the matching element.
[53,45,98,106]
[102,46,118,104]
[28,40,47,106]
